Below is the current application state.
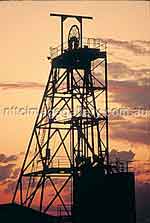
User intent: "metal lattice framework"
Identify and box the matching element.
[12,13,109,219]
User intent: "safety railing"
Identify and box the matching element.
[57,204,72,217]
[50,156,71,168]
[110,159,134,173]
[49,37,107,59]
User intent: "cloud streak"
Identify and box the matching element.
[0,82,44,91]
[0,154,17,163]
[109,79,150,107]
[0,164,16,181]
[108,62,150,79]
[102,38,150,56]
[110,119,150,145]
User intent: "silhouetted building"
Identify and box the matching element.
[74,167,136,223]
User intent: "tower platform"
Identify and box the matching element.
[52,47,106,69]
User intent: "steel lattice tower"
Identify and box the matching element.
[13,13,110,221]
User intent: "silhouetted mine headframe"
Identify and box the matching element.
[11,13,136,223]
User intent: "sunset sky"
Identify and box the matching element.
[0,1,150,222]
